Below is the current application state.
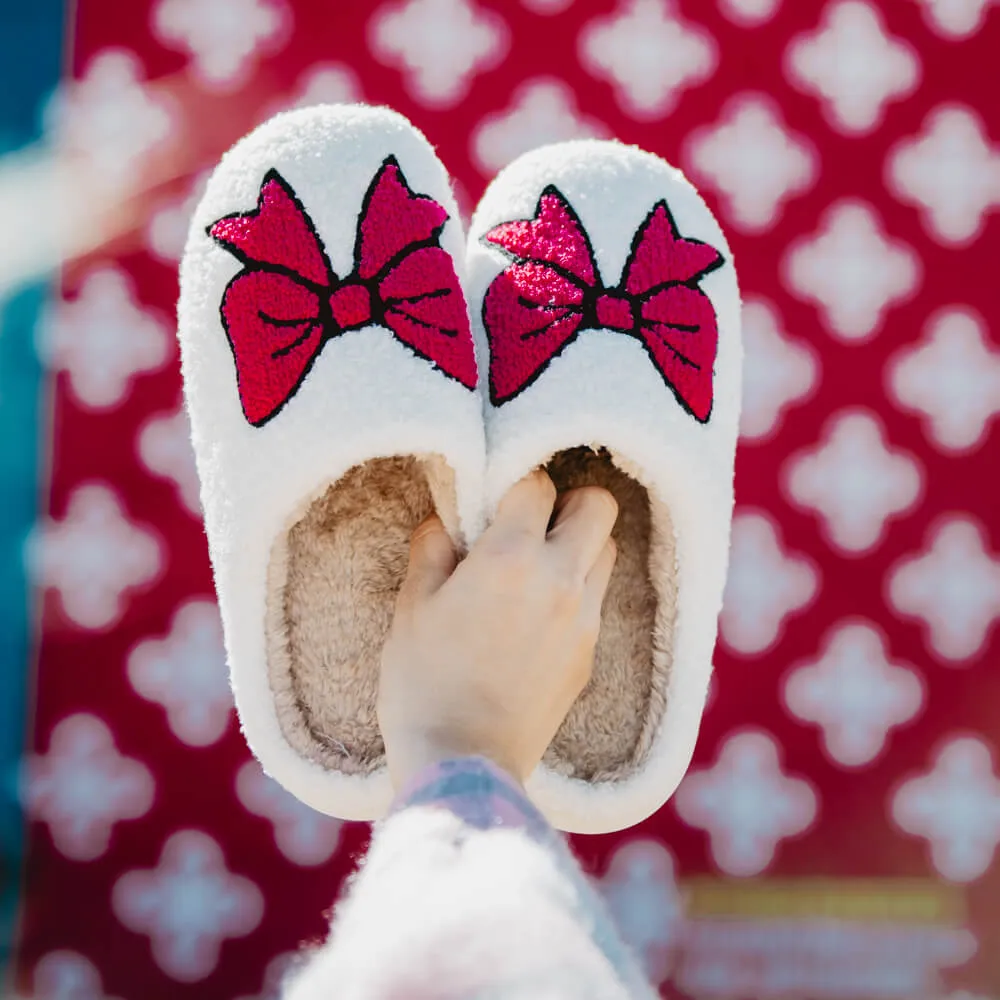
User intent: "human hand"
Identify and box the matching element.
[378,470,618,789]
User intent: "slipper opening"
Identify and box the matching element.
[265,454,457,776]
[544,446,677,783]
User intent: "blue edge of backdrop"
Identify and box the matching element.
[1,0,65,981]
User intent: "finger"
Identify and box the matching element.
[546,486,619,579]
[579,537,617,627]
[398,514,458,604]
[485,469,558,545]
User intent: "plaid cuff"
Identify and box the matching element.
[387,755,657,996]
[389,756,555,844]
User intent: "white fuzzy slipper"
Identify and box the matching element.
[466,140,742,834]
[177,105,484,821]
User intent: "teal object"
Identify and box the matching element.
[0,0,66,978]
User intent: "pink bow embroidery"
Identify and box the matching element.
[482,187,724,421]
[209,157,477,427]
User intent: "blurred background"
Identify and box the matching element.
[1,0,999,997]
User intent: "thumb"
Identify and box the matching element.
[400,513,457,603]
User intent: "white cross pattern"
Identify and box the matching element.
[112,830,264,982]
[886,104,1000,246]
[888,516,1000,662]
[685,93,817,233]
[29,483,162,631]
[146,172,209,265]
[599,838,683,986]
[888,306,1000,454]
[127,600,235,746]
[268,61,363,116]
[784,409,923,555]
[784,1,920,135]
[521,0,575,12]
[675,730,818,876]
[578,0,716,120]
[152,0,289,90]
[23,714,154,862]
[915,0,997,39]
[471,77,609,174]
[32,950,123,1000]
[234,951,301,1000]
[235,760,343,866]
[39,267,171,411]
[892,737,1000,882]
[783,622,924,767]
[783,199,920,341]
[45,48,175,194]
[719,510,819,656]
[739,297,819,441]
[369,0,508,108]
[718,0,782,27]
[137,403,202,516]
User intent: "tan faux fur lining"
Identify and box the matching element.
[544,447,675,781]
[265,447,674,784]
[268,456,444,775]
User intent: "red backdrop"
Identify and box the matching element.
[17,1,1000,997]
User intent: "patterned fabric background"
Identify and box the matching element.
[3,0,1000,997]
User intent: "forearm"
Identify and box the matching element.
[283,757,657,1000]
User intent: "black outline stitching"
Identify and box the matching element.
[482,185,598,290]
[622,199,725,293]
[355,155,449,283]
[209,157,475,426]
[480,186,725,422]
[216,271,329,427]
[208,168,336,290]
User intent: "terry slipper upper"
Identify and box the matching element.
[177,105,484,821]
[466,140,742,834]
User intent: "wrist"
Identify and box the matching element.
[385,731,525,791]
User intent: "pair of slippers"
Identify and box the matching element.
[177,105,741,835]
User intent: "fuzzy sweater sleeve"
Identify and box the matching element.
[282,757,658,1000]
